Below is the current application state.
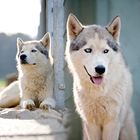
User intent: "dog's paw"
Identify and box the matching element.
[40,98,56,110]
[21,99,35,110]
[39,103,49,110]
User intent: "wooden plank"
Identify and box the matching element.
[53,0,65,109]
[46,0,54,56]
[46,0,65,109]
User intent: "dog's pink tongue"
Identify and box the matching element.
[91,76,103,85]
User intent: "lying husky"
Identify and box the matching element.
[66,14,138,140]
[0,33,56,110]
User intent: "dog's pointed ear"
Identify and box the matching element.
[67,14,83,40]
[40,32,51,48]
[17,38,24,50]
[106,16,121,42]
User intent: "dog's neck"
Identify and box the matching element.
[18,64,53,79]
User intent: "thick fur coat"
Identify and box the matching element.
[66,14,137,140]
[16,33,55,110]
[0,33,55,109]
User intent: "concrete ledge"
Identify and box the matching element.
[0,108,69,140]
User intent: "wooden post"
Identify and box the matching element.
[46,0,65,109]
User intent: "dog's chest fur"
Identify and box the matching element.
[22,75,47,92]
[19,67,49,97]
[74,86,119,125]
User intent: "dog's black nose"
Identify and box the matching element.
[20,54,27,60]
[95,65,105,75]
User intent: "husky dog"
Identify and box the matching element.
[66,14,137,140]
[0,33,55,110]
[16,33,55,110]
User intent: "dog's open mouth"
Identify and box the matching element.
[84,66,103,85]
[90,76,103,85]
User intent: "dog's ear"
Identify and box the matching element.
[40,32,51,48]
[106,16,121,42]
[67,14,83,40]
[17,38,24,51]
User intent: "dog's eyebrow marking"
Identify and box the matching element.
[35,45,48,58]
[70,40,87,51]
[106,39,118,52]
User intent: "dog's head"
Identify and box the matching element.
[66,14,121,85]
[16,32,52,67]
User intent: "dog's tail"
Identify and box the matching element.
[0,81,20,108]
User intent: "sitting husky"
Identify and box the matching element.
[66,14,138,140]
[0,33,55,110]
[15,32,55,110]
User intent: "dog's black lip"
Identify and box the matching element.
[20,61,36,65]
[83,65,91,77]
[20,60,28,64]
[83,65,95,84]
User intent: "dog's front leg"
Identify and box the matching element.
[102,121,121,140]
[39,89,56,110]
[119,108,138,140]
[40,97,56,110]
[39,76,56,110]
[20,90,36,110]
[83,122,101,140]
[20,99,35,110]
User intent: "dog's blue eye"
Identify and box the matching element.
[103,49,109,54]
[31,49,37,52]
[84,48,92,53]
